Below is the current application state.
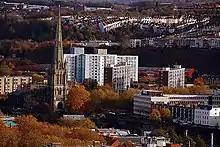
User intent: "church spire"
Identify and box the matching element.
[54,5,63,66]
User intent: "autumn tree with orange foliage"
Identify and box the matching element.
[160,108,171,121]
[118,89,141,111]
[90,85,119,110]
[66,85,91,113]
[57,118,96,129]
[139,76,155,84]
[70,128,106,143]
[162,86,211,95]
[6,115,106,147]
[15,115,45,147]
[91,85,119,101]
[194,77,205,86]
[0,120,18,147]
[121,89,140,100]
[149,109,161,121]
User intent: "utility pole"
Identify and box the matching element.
[211,133,214,147]
[185,129,190,147]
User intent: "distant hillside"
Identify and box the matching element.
[118,47,220,75]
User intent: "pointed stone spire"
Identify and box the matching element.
[54,5,63,67]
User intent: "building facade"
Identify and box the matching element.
[0,76,32,95]
[104,63,132,92]
[194,105,220,127]
[171,106,194,124]
[133,90,167,116]
[48,6,68,112]
[159,65,185,88]
[64,50,138,90]
[133,90,220,116]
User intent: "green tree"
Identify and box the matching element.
[168,128,183,143]
[195,135,206,147]
[151,128,168,138]
[183,136,195,147]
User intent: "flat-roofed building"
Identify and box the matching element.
[133,90,220,116]
[0,76,32,95]
[104,63,132,92]
[133,90,169,116]
[159,65,185,88]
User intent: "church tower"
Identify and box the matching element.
[49,6,68,112]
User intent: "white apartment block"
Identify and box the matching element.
[64,50,138,87]
[194,106,220,126]
[159,65,185,88]
[0,76,32,95]
[117,56,138,82]
[104,63,132,92]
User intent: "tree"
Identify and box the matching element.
[160,108,171,121]
[66,85,90,113]
[0,120,18,147]
[195,135,206,147]
[82,79,98,91]
[149,109,161,121]
[0,61,12,76]
[57,118,96,129]
[119,89,141,111]
[15,115,45,147]
[8,62,15,69]
[91,85,119,101]
[139,76,155,84]
[168,128,183,143]
[70,128,106,143]
[15,70,23,76]
[0,114,105,146]
[162,86,211,95]
[89,85,120,110]
[90,88,107,101]
[194,77,204,86]
[120,89,140,100]
[151,128,168,138]
[119,141,133,147]
[119,35,130,53]
[32,73,44,84]
[183,136,195,147]
[32,102,57,122]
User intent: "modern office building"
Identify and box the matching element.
[64,49,138,90]
[133,90,167,116]
[0,76,32,95]
[159,65,185,87]
[133,90,220,116]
